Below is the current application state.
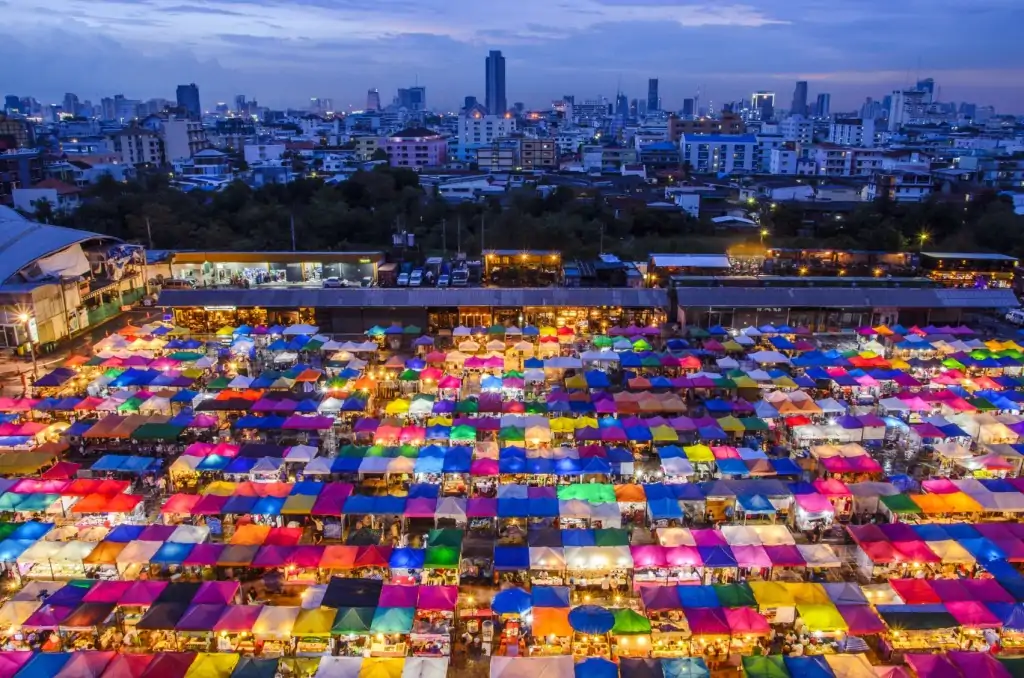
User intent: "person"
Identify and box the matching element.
[461,629,472,646]
[789,641,804,656]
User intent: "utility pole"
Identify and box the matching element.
[145,217,154,249]
[457,216,462,254]
[441,219,447,255]
[290,214,297,251]
[599,224,605,254]
[480,213,486,256]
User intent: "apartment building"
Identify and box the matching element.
[668,112,745,142]
[679,134,757,174]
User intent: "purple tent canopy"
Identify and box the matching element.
[175,604,227,631]
[404,498,437,518]
[283,415,334,430]
[354,419,380,433]
[467,498,497,517]
[379,585,419,608]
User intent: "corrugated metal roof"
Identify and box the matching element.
[0,209,114,285]
[676,286,1018,309]
[158,287,669,309]
[651,254,731,269]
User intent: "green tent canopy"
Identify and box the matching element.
[879,494,923,515]
[423,546,460,570]
[331,607,375,634]
[713,583,756,607]
[611,608,651,635]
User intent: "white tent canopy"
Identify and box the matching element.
[490,657,575,678]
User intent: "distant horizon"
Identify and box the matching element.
[5,0,1023,114]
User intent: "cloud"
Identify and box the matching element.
[162,4,246,15]
[3,0,1021,111]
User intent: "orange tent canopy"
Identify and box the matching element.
[533,607,572,638]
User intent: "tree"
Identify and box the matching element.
[31,198,55,224]
[370,148,389,162]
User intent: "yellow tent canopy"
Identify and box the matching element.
[784,583,830,605]
[184,653,240,678]
[796,603,848,633]
[749,581,795,608]
[357,658,406,678]
[683,445,714,463]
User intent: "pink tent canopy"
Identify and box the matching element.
[889,579,940,604]
[836,605,886,634]
[732,545,772,569]
[288,546,325,569]
[118,581,167,606]
[947,651,1012,678]
[470,459,498,476]
[192,495,229,515]
[723,607,770,636]
[905,654,962,678]
[921,478,959,494]
[890,540,941,563]
[404,498,438,518]
[193,581,239,605]
[418,585,458,611]
[466,498,497,517]
[664,546,702,568]
[379,585,419,608]
[0,652,33,678]
[83,580,133,604]
[690,529,727,546]
[54,651,116,678]
[184,543,225,567]
[763,545,806,567]
[794,494,834,513]
[946,600,1002,628]
[283,415,334,430]
[683,607,730,636]
[213,605,263,632]
[630,545,668,569]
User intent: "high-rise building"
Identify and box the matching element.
[887,89,926,132]
[629,99,639,117]
[815,93,831,118]
[113,95,139,122]
[463,96,478,111]
[3,95,19,114]
[485,50,507,115]
[175,83,201,119]
[616,94,629,117]
[234,95,247,114]
[62,93,79,117]
[682,99,695,117]
[397,87,426,112]
[790,81,808,116]
[366,89,381,111]
[916,78,935,104]
[647,78,659,113]
[751,91,775,120]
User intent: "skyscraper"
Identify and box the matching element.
[62,93,79,116]
[463,96,478,111]
[647,78,659,113]
[234,95,247,114]
[790,81,808,116]
[682,99,695,117]
[397,87,426,112]
[916,78,935,104]
[616,94,629,117]
[485,50,507,115]
[366,89,381,111]
[176,83,201,119]
[751,91,775,120]
[815,93,831,118]
[4,95,20,114]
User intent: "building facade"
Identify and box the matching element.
[113,128,165,166]
[175,83,201,119]
[828,119,876,147]
[485,50,507,115]
[384,127,448,169]
[457,113,516,160]
[520,139,557,169]
[668,112,745,141]
[680,134,757,174]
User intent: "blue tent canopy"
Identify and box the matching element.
[782,656,832,678]
[493,547,530,571]
[676,586,719,608]
[222,496,257,514]
[661,658,710,678]
[647,498,684,519]
[568,605,615,633]
[389,548,425,569]
[105,525,145,542]
[697,545,737,568]
[532,586,570,608]
[152,541,195,564]
[561,530,596,547]
[737,494,775,514]
[770,458,802,476]
[576,659,618,678]
[251,497,285,516]
[491,586,531,614]
[497,499,530,518]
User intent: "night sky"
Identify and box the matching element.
[6,0,1022,112]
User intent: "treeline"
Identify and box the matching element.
[54,170,1024,259]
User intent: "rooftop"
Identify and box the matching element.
[920,252,1018,261]
[0,207,116,285]
[680,134,758,144]
[390,127,441,140]
[31,179,81,195]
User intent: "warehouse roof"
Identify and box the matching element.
[157,287,669,309]
[674,286,1018,309]
[0,207,114,285]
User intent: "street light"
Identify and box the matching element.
[16,313,38,382]
[918,232,930,247]
[760,229,769,244]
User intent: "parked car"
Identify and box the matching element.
[322,277,343,288]
[1006,309,1024,325]
[451,269,469,287]
[397,273,410,286]
[437,274,450,287]
[410,269,423,287]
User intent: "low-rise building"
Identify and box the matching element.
[639,141,680,169]
[113,127,164,166]
[811,145,883,177]
[12,179,82,214]
[668,112,745,141]
[353,136,382,160]
[162,117,210,162]
[520,139,556,169]
[243,143,286,166]
[828,118,876,147]
[0,149,44,204]
[477,140,518,172]
[779,115,814,144]
[863,170,933,202]
[680,134,757,174]
[457,113,516,160]
[384,127,448,169]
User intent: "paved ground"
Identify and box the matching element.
[0,309,161,395]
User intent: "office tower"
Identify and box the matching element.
[629,99,638,117]
[563,95,574,105]
[366,89,381,111]
[485,50,507,114]
[682,98,695,117]
[790,81,808,116]
[397,87,426,112]
[751,91,775,120]
[463,96,478,111]
[815,93,831,117]
[62,93,79,116]
[513,102,525,115]
[647,78,659,112]
[234,95,247,114]
[888,89,926,132]
[959,102,977,119]
[3,95,19,113]
[175,83,201,119]
[616,94,628,117]
[916,77,935,104]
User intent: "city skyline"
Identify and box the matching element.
[4,0,1023,112]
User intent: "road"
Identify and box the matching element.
[0,308,162,396]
